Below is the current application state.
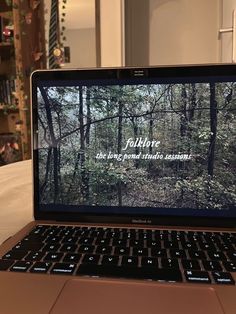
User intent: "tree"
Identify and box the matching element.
[208,82,217,176]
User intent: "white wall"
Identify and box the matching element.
[149,0,221,65]
[99,0,124,67]
[221,0,236,62]
[63,28,96,68]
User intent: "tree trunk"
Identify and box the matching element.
[39,86,59,203]
[148,114,154,171]
[117,101,123,154]
[117,100,123,206]
[149,115,154,154]
[39,147,52,196]
[85,88,91,146]
[180,85,188,137]
[79,86,89,201]
[131,117,139,168]
[208,83,217,176]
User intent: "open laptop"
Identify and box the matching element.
[0,64,235,314]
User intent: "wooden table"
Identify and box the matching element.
[0,160,33,244]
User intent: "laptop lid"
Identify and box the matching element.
[31,64,236,228]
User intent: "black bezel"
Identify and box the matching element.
[31,64,236,228]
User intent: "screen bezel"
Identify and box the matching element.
[31,64,236,228]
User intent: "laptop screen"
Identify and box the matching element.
[32,66,236,223]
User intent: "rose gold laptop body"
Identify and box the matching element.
[0,65,235,314]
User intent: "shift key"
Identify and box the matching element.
[3,250,28,260]
[0,259,14,270]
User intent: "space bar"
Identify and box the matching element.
[77,265,182,282]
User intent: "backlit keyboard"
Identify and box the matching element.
[0,225,235,285]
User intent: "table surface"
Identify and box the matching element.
[0,160,33,244]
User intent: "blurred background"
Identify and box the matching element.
[0,0,235,165]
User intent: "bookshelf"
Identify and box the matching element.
[0,0,46,163]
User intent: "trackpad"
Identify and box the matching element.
[50,278,223,314]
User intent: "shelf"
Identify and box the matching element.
[0,42,13,47]
[0,11,13,19]
[0,0,46,160]
[0,105,18,112]
[0,2,12,13]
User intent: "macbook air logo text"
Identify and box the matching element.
[132,219,152,224]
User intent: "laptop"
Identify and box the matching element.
[0,64,235,314]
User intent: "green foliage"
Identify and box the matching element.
[37,82,236,210]
[176,174,236,209]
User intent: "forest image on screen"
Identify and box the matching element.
[37,82,236,210]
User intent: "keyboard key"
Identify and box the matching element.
[90,231,105,238]
[45,229,60,237]
[185,270,211,284]
[10,261,32,272]
[78,245,95,253]
[60,244,77,253]
[13,242,44,251]
[181,259,200,270]
[106,231,120,238]
[30,262,51,273]
[188,250,206,260]
[227,251,236,261]
[129,239,144,247]
[0,259,14,270]
[78,237,94,245]
[141,257,158,267]
[163,240,179,249]
[137,232,150,240]
[29,225,48,236]
[154,233,168,241]
[223,261,236,272]
[202,261,222,271]
[199,242,216,251]
[122,231,135,239]
[82,254,100,264]
[47,236,62,243]
[22,235,45,243]
[96,246,112,255]
[95,238,110,246]
[213,272,235,285]
[25,251,45,261]
[63,253,81,263]
[151,249,167,258]
[62,236,77,244]
[114,247,130,255]
[51,263,76,275]
[44,252,63,262]
[60,229,75,238]
[146,240,161,248]
[112,239,127,247]
[208,251,227,261]
[181,242,198,250]
[169,249,186,259]
[121,256,138,266]
[3,250,28,260]
[161,258,179,269]
[101,255,119,266]
[132,248,148,256]
[43,243,61,252]
[217,243,234,251]
[77,264,182,282]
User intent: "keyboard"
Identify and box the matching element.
[0,225,235,285]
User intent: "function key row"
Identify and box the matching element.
[30,225,236,243]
